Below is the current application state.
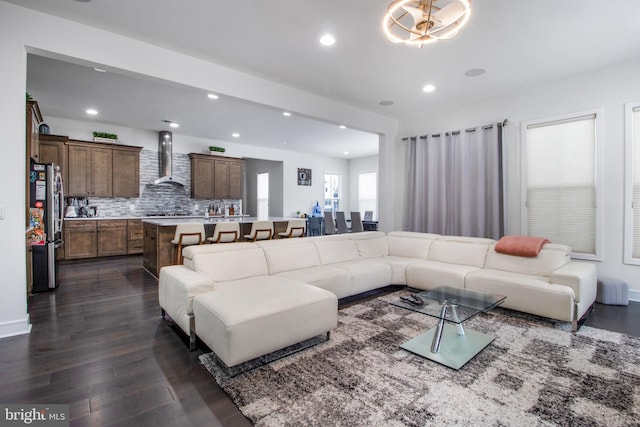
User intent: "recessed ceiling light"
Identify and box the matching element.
[422,84,436,93]
[74,0,91,2]
[343,151,349,155]
[283,111,291,117]
[86,108,98,115]
[379,100,394,106]
[320,34,336,46]
[232,133,240,138]
[283,142,288,145]
[207,93,219,99]
[465,68,486,77]
[169,122,180,128]
[93,67,106,73]
[339,125,346,129]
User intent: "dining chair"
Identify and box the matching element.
[364,211,373,221]
[307,216,323,236]
[350,211,363,233]
[324,211,337,235]
[335,211,348,234]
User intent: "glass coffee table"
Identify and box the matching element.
[391,286,506,370]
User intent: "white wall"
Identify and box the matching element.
[0,1,397,339]
[397,58,640,299]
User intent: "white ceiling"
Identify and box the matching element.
[13,0,640,157]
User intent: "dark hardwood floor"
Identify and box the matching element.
[1,256,638,426]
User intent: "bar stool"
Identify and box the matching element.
[207,222,240,244]
[244,220,274,241]
[278,218,306,238]
[171,223,205,264]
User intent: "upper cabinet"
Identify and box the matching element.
[189,154,244,199]
[26,101,43,162]
[66,140,141,198]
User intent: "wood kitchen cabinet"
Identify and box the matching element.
[64,220,98,259]
[127,219,143,254]
[66,140,141,198]
[143,223,159,274]
[67,142,113,197]
[113,149,140,197]
[142,222,177,277]
[189,153,244,199]
[39,134,68,186]
[97,220,128,256]
[26,101,43,162]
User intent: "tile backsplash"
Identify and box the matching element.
[65,149,231,217]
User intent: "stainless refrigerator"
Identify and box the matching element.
[28,162,64,292]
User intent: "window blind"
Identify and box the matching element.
[526,115,597,255]
[632,107,640,258]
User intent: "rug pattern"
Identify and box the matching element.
[200,292,640,426]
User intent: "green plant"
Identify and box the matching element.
[26,92,33,101]
[93,131,118,140]
[208,146,226,153]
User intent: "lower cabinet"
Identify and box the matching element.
[127,219,143,254]
[97,220,128,257]
[64,219,142,259]
[143,223,158,273]
[64,220,98,259]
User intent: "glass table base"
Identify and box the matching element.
[400,324,495,370]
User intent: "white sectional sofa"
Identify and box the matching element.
[159,231,597,365]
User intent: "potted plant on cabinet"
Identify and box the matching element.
[93,131,118,143]
[208,146,226,155]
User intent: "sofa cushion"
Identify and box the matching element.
[383,256,424,285]
[191,247,269,281]
[352,235,390,258]
[484,243,570,276]
[258,240,321,274]
[386,231,438,259]
[313,239,360,265]
[331,259,392,295]
[465,268,574,322]
[428,240,491,268]
[275,266,352,298]
[406,260,481,290]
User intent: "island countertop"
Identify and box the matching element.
[141,216,299,226]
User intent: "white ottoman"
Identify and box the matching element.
[193,276,337,367]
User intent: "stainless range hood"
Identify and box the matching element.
[153,131,185,186]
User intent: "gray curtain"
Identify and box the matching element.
[404,122,504,239]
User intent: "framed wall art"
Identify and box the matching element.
[297,168,312,186]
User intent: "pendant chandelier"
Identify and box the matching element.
[383,0,471,47]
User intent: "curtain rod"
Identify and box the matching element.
[401,119,508,141]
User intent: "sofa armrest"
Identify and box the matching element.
[550,261,597,304]
[159,265,215,334]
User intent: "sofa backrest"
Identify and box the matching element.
[257,239,321,274]
[191,247,269,281]
[312,238,360,265]
[182,242,258,268]
[428,239,492,268]
[484,243,571,276]
[348,231,390,258]
[386,231,439,259]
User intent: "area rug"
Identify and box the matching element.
[200,291,640,426]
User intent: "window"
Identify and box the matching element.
[324,173,341,213]
[522,110,603,260]
[358,172,377,218]
[257,172,269,219]
[625,102,640,264]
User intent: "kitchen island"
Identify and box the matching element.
[142,216,297,277]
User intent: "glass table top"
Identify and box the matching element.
[391,286,506,324]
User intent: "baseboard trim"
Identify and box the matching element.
[0,315,32,339]
[629,289,640,303]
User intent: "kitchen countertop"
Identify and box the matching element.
[64,215,205,221]
[141,216,298,226]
